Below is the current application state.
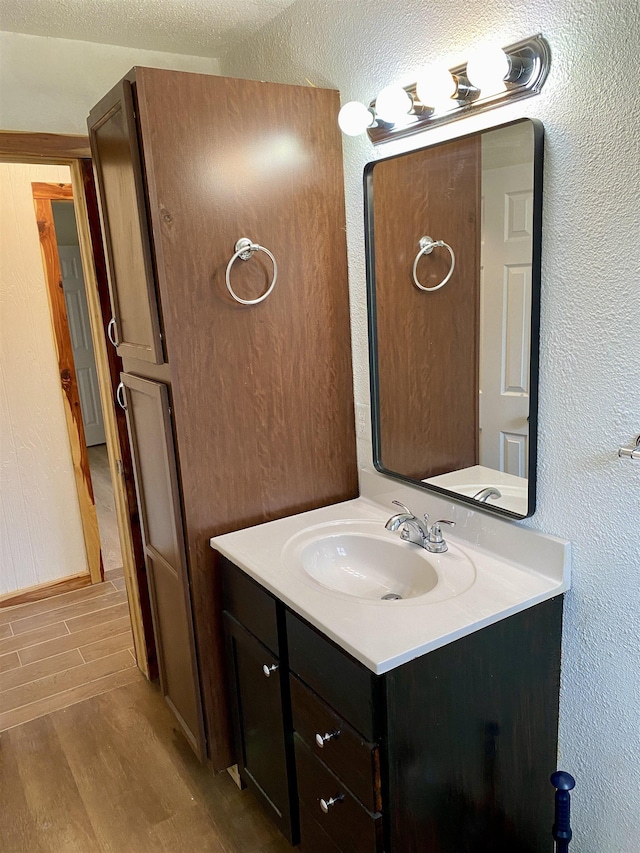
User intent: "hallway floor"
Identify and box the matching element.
[0,567,135,732]
[87,443,123,573]
[0,673,289,852]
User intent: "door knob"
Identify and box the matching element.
[262,663,279,678]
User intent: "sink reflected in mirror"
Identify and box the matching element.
[426,465,528,515]
[282,520,477,603]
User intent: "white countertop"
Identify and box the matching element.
[210,493,570,675]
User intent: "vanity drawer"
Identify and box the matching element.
[286,610,381,741]
[295,735,383,853]
[299,803,342,853]
[291,675,381,813]
[221,557,279,655]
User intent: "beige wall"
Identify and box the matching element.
[0,31,219,134]
[0,162,88,594]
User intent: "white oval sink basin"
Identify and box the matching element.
[301,533,438,600]
[282,520,476,603]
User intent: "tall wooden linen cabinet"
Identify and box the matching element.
[88,67,359,768]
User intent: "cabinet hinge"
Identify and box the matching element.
[116,459,125,477]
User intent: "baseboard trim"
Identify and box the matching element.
[0,573,92,609]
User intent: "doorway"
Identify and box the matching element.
[46,184,122,577]
[0,133,154,693]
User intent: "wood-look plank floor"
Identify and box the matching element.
[88,443,123,573]
[0,676,290,852]
[0,567,136,732]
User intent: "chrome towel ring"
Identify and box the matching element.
[412,235,456,292]
[225,237,278,305]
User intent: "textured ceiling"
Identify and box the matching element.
[0,0,299,58]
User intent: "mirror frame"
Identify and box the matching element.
[364,117,544,519]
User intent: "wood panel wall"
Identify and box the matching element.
[369,136,481,480]
[132,68,359,768]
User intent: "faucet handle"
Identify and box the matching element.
[391,501,429,526]
[431,518,456,535]
[429,519,456,542]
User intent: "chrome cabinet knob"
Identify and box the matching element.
[319,794,344,814]
[315,730,340,748]
[262,663,279,678]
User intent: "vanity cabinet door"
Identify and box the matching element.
[224,613,297,844]
[88,78,165,364]
[120,373,205,759]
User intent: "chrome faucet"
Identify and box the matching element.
[385,501,455,553]
[472,487,502,503]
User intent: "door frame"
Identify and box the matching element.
[32,181,102,586]
[0,131,150,677]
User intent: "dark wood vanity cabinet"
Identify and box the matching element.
[88,67,358,769]
[222,556,297,842]
[224,616,296,842]
[221,558,563,852]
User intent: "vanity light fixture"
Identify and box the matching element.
[338,34,550,144]
[465,43,534,92]
[373,84,415,123]
[337,100,376,136]
[415,63,478,111]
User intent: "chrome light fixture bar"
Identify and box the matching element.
[361,34,550,144]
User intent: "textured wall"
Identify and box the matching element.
[221,1,640,849]
[0,31,219,134]
[0,163,88,594]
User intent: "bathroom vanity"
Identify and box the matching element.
[212,495,570,851]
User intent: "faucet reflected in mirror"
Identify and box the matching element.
[365,117,543,519]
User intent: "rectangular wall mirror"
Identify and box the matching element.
[365,118,543,519]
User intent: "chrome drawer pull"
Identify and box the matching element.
[315,730,340,748]
[262,663,279,678]
[319,794,344,814]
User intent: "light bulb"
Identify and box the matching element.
[337,101,375,136]
[466,45,510,93]
[415,63,458,109]
[374,85,413,124]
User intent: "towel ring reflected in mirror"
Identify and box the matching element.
[412,236,456,292]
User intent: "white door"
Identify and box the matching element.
[59,244,106,446]
[479,162,533,476]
